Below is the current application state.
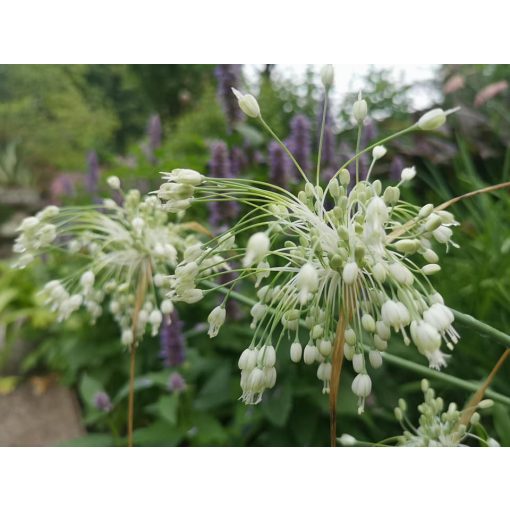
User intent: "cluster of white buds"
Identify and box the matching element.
[13,177,205,346]
[394,379,498,447]
[154,67,462,411]
[238,344,277,404]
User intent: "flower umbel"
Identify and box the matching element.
[156,70,461,411]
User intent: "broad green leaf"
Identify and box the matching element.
[262,382,292,427]
[133,421,182,446]
[79,373,104,406]
[59,434,114,447]
[158,394,179,425]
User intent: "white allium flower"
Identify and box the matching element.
[13,183,210,345]
[155,76,461,409]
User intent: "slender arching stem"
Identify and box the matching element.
[127,346,136,447]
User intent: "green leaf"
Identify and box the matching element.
[158,394,179,425]
[191,413,228,445]
[79,373,104,406]
[493,404,510,446]
[194,365,232,411]
[133,421,182,446]
[262,382,293,427]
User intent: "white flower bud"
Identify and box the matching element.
[179,288,204,303]
[353,91,368,124]
[247,367,266,392]
[352,353,364,373]
[264,367,277,388]
[164,168,203,186]
[231,88,261,118]
[388,262,414,285]
[373,334,388,351]
[369,350,383,369]
[257,345,276,368]
[303,344,317,365]
[290,341,302,363]
[423,249,439,264]
[401,166,416,182]
[352,373,372,397]
[361,314,376,333]
[250,302,266,321]
[320,64,335,88]
[417,108,454,130]
[343,261,359,285]
[372,145,387,161]
[207,306,226,338]
[376,321,391,341]
[149,309,162,325]
[107,176,121,190]
[433,226,453,244]
[160,299,174,314]
[121,329,134,346]
[296,263,319,305]
[422,264,441,275]
[243,232,270,267]
[343,343,355,360]
[338,434,357,446]
[372,262,387,283]
[317,361,332,382]
[318,339,332,357]
[419,204,434,218]
[345,328,356,346]
[132,217,144,233]
[80,270,95,288]
[339,168,350,187]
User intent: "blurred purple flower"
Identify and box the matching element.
[389,155,406,182]
[230,146,247,176]
[144,114,162,164]
[215,65,243,131]
[160,310,185,367]
[268,141,292,188]
[85,151,100,197]
[50,173,78,205]
[93,391,112,413]
[168,372,186,393]
[208,141,240,232]
[288,114,312,176]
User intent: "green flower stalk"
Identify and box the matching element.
[156,66,461,413]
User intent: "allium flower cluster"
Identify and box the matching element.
[154,66,461,412]
[13,178,205,347]
[394,379,498,447]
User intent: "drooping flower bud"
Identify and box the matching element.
[243,232,270,267]
[107,176,121,190]
[290,341,302,363]
[417,107,460,130]
[401,166,416,182]
[372,145,387,160]
[296,263,319,305]
[207,305,226,338]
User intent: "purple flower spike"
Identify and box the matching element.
[85,151,100,197]
[160,310,185,367]
[208,141,240,232]
[168,372,187,393]
[288,114,312,177]
[93,391,112,413]
[268,141,292,188]
[215,64,243,131]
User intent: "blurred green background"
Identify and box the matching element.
[1,64,509,446]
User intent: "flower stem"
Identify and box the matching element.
[452,309,510,350]
[329,312,347,447]
[127,346,136,447]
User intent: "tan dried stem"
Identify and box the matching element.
[127,259,152,447]
[388,181,510,241]
[329,285,356,447]
[459,348,510,429]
